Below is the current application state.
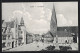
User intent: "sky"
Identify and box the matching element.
[2,2,78,34]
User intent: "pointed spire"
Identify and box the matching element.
[51,3,57,24]
[20,17,24,26]
[50,3,57,37]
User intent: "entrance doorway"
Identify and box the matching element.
[12,41,14,48]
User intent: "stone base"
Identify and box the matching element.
[54,46,60,50]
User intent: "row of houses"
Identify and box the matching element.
[2,17,26,51]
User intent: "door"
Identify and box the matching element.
[12,41,14,48]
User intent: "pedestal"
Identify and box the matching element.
[54,35,60,50]
[54,43,60,50]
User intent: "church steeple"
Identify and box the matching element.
[20,17,24,26]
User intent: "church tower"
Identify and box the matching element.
[50,3,60,50]
[50,3,57,38]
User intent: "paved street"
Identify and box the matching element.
[5,42,53,51]
[5,42,78,51]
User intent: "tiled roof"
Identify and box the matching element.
[10,21,15,28]
[57,26,78,33]
[43,31,72,37]
[6,21,15,28]
[43,32,53,38]
[57,31,72,37]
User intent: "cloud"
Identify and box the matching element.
[22,3,26,12]
[57,14,73,26]
[12,10,31,24]
[45,8,52,21]
[12,3,52,34]
[27,8,51,34]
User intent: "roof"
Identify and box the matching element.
[2,21,6,27]
[57,31,72,37]
[10,21,15,28]
[43,32,53,38]
[6,21,15,28]
[2,27,7,34]
[6,22,11,27]
[2,20,15,34]
[57,26,78,33]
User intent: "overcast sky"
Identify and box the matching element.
[2,2,78,34]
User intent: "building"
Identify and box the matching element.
[10,18,19,47]
[18,17,26,45]
[57,26,78,43]
[42,31,53,43]
[53,31,73,44]
[18,25,23,46]
[33,34,41,42]
[53,26,78,44]
[2,20,14,51]
[26,32,33,44]
[2,17,27,51]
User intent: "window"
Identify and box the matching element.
[8,28,11,32]
[2,29,3,32]
[16,24,17,27]
[2,35,6,40]
[8,35,10,39]
[21,31,23,34]
[2,42,6,48]
[7,42,11,47]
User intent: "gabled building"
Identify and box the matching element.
[42,31,53,43]
[56,26,78,44]
[55,31,73,44]
[2,20,13,51]
[18,17,26,45]
[10,18,19,47]
[2,17,27,51]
